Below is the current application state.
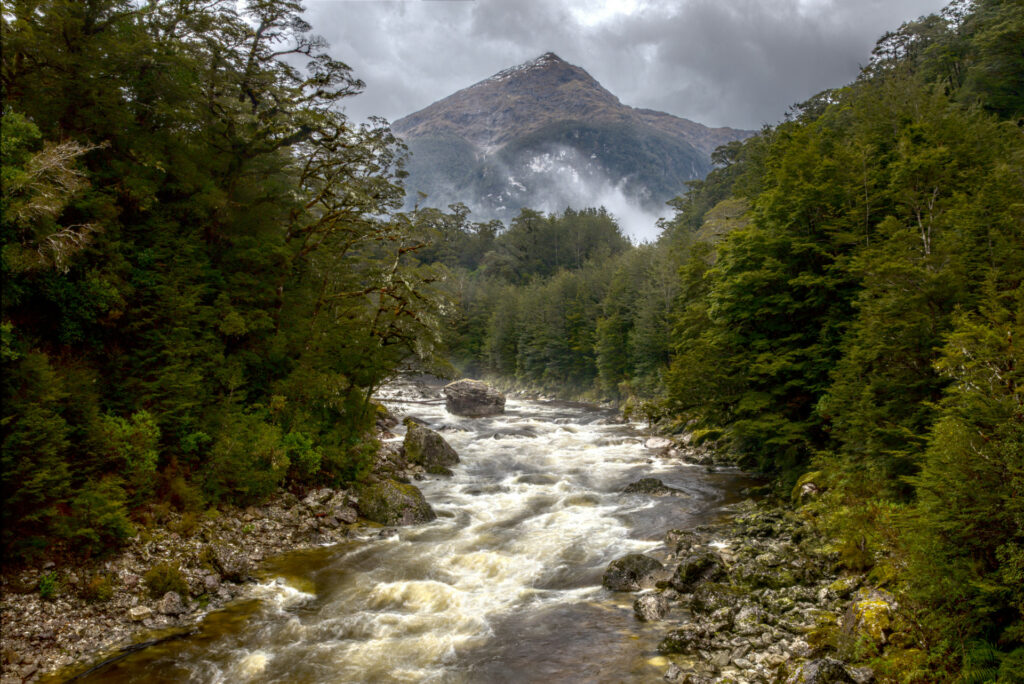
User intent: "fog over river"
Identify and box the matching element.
[72,383,759,683]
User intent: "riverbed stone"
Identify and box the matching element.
[633,592,670,621]
[403,420,460,475]
[623,478,684,497]
[336,506,358,524]
[212,547,253,583]
[664,529,702,554]
[442,379,505,417]
[128,606,152,622]
[602,554,664,592]
[157,591,185,616]
[670,550,725,592]
[663,663,685,682]
[658,623,713,654]
[357,479,437,526]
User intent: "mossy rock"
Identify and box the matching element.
[671,550,725,591]
[357,479,437,526]
[602,554,664,592]
[791,470,824,505]
[403,421,459,475]
[838,588,896,658]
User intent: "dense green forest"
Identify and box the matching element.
[423,1,1024,679]
[1,0,451,558]
[2,0,1022,680]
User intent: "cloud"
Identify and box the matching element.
[304,0,947,129]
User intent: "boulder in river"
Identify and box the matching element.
[602,554,664,592]
[357,479,437,526]
[442,379,505,417]
[633,592,669,621]
[403,419,460,476]
[622,478,684,497]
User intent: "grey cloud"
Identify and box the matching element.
[305,0,948,130]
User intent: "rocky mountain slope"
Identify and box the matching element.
[392,53,753,222]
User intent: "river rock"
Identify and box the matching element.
[602,554,664,592]
[128,605,152,622]
[785,657,856,684]
[644,437,673,449]
[211,547,253,583]
[633,592,670,621]
[623,478,683,496]
[442,379,505,417]
[357,479,437,526]
[157,591,185,616]
[658,623,714,654]
[670,550,725,592]
[403,419,460,475]
[663,663,685,682]
[336,506,358,524]
[665,529,702,554]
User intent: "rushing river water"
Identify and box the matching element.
[69,384,759,683]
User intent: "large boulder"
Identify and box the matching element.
[602,554,664,592]
[443,379,505,417]
[403,419,460,475]
[357,479,437,526]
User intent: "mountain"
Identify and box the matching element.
[391,53,754,224]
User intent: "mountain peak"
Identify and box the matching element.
[474,51,574,88]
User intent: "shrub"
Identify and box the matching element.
[81,573,114,602]
[168,475,204,512]
[38,571,59,599]
[143,562,189,599]
[170,512,199,537]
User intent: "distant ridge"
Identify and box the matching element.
[392,53,754,221]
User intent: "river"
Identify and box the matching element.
[68,384,758,683]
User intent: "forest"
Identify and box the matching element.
[1,0,1022,680]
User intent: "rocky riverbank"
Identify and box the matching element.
[0,400,460,683]
[604,493,905,684]
[0,485,391,682]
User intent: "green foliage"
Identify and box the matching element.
[38,571,58,600]
[202,410,289,505]
[61,477,136,556]
[92,411,160,501]
[143,563,189,600]
[80,573,115,603]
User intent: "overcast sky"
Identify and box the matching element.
[304,0,949,131]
